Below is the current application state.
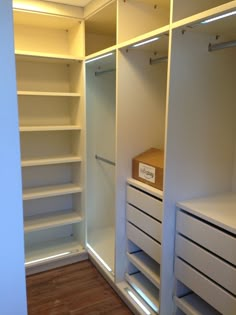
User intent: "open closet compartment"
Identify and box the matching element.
[86,52,116,277]
[14,7,87,274]
[117,0,170,43]
[84,0,117,56]
[165,4,236,314]
[115,29,168,314]
[172,0,235,23]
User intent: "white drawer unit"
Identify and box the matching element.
[126,178,163,314]
[174,193,236,315]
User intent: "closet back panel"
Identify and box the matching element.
[16,61,82,93]
[118,0,170,43]
[20,131,81,159]
[18,96,80,126]
[14,11,84,56]
[86,66,116,230]
[24,194,76,217]
[22,163,81,188]
[172,0,232,22]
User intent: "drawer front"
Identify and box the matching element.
[176,234,236,295]
[176,210,236,265]
[127,204,162,243]
[175,257,236,315]
[127,222,161,264]
[127,185,163,221]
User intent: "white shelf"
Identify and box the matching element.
[25,237,84,267]
[17,91,81,97]
[127,251,161,289]
[15,50,83,63]
[175,294,221,315]
[20,125,81,132]
[127,178,163,199]
[23,183,82,200]
[22,155,82,167]
[125,272,160,313]
[25,210,82,233]
[177,192,236,234]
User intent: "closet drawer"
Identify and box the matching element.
[127,185,163,221]
[127,222,161,264]
[127,204,162,243]
[176,234,236,295]
[176,210,236,265]
[175,257,236,315]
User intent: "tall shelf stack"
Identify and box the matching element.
[14,8,87,273]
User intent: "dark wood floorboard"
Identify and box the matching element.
[26,260,133,315]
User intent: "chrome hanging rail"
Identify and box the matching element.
[208,39,236,52]
[95,154,116,166]
[149,56,168,65]
[95,69,116,76]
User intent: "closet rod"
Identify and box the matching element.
[149,56,168,65]
[208,40,236,52]
[95,154,116,166]
[95,69,116,76]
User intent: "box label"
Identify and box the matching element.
[139,163,156,183]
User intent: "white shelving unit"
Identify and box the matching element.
[8,0,236,314]
[14,7,86,274]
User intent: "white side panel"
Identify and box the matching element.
[0,1,27,314]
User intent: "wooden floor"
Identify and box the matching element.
[26,260,134,315]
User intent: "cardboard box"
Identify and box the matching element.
[132,148,164,190]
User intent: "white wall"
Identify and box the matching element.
[0,1,27,314]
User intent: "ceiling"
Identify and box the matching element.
[45,0,93,7]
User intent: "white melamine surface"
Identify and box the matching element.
[22,155,82,167]
[23,183,82,200]
[18,91,81,97]
[20,125,81,132]
[15,50,83,62]
[175,294,221,315]
[177,192,236,234]
[87,226,115,271]
[25,210,82,233]
[25,237,84,264]
[125,272,160,312]
[127,178,163,199]
[127,251,161,288]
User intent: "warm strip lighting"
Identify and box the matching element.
[85,53,113,64]
[132,37,159,47]
[25,251,71,266]
[201,11,236,24]
[126,288,151,315]
[87,243,112,272]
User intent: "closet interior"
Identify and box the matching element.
[12,0,236,314]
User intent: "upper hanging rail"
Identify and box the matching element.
[208,39,236,52]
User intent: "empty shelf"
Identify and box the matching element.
[175,294,221,315]
[25,237,84,267]
[24,210,82,233]
[127,251,161,288]
[20,125,81,132]
[15,49,83,63]
[23,183,82,200]
[18,91,81,97]
[125,272,160,313]
[22,155,82,167]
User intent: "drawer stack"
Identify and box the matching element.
[126,178,163,313]
[174,194,236,315]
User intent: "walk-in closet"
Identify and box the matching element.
[1,0,235,314]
